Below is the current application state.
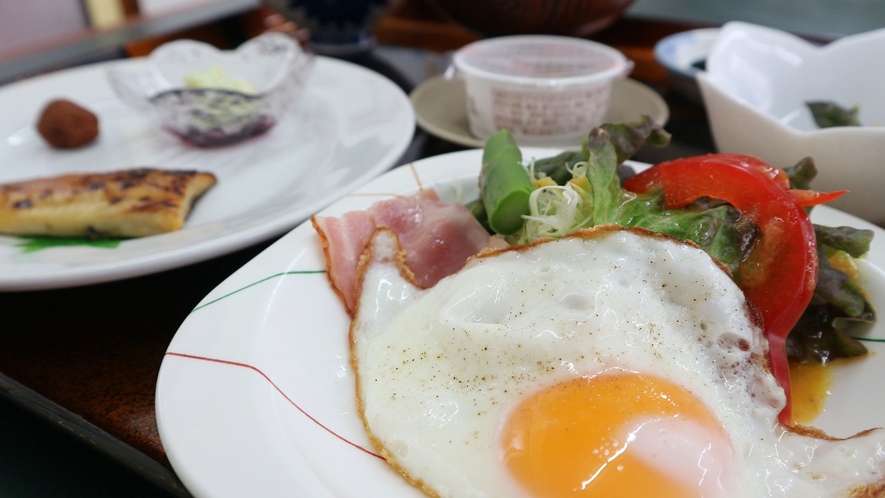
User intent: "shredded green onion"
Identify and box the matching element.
[522,182,592,242]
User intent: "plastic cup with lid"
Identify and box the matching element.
[452,35,633,147]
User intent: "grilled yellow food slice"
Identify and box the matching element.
[0,168,216,238]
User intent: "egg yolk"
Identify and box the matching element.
[500,371,733,497]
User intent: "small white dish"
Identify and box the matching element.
[410,75,669,149]
[698,21,885,224]
[156,148,885,498]
[0,56,414,291]
[654,28,720,105]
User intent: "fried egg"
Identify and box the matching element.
[350,225,885,498]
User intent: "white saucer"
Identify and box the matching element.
[410,75,670,148]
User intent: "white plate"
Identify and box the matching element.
[410,76,669,148]
[653,27,720,105]
[157,148,885,497]
[0,56,415,291]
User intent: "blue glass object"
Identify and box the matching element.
[266,0,394,55]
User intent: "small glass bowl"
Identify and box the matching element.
[108,32,314,147]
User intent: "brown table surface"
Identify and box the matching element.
[0,10,717,497]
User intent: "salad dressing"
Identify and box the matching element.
[788,359,833,425]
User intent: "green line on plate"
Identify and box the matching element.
[190,270,327,313]
[15,236,125,253]
[852,336,885,344]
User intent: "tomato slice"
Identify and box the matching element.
[624,154,825,425]
[709,153,792,189]
[789,189,847,207]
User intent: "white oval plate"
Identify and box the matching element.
[0,56,414,291]
[157,148,885,497]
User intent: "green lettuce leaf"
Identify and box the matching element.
[530,115,670,187]
[599,116,672,163]
[813,245,868,317]
[787,226,876,362]
[582,129,625,226]
[807,101,861,128]
[785,304,869,363]
[783,157,817,190]
[532,151,584,186]
[814,224,874,258]
[617,193,760,275]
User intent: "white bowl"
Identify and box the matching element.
[698,21,885,225]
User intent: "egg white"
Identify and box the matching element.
[350,225,885,498]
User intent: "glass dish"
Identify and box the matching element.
[108,33,314,147]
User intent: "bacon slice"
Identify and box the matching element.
[311,210,377,312]
[312,190,492,314]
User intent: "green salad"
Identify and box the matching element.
[469,117,876,366]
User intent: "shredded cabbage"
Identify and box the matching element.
[519,160,594,244]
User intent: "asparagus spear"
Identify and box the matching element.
[479,130,534,235]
